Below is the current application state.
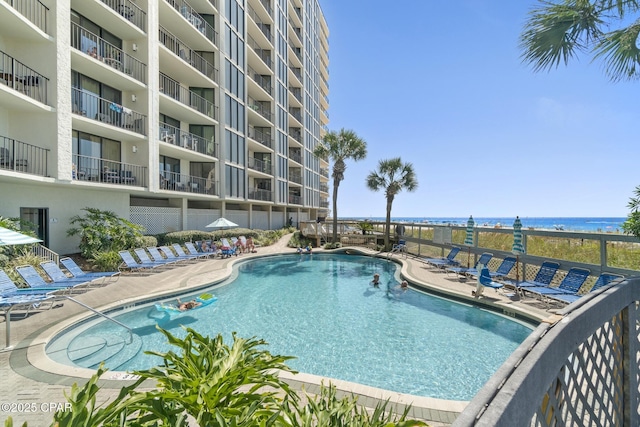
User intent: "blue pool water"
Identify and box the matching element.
[47,254,534,400]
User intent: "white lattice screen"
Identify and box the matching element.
[226,210,249,228]
[130,206,181,235]
[187,208,221,231]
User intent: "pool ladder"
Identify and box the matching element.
[64,296,133,344]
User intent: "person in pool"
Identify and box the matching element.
[177,298,202,311]
[371,273,380,287]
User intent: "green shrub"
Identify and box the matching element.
[3,252,44,287]
[324,242,342,249]
[139,235,158,248]
[288,231,313,248]
[91,251,122,272]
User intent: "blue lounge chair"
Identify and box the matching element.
[515,261,561,289]
[158,246,196,263]
[0,270,57,297]
[467,256,516,280]
[549,273,624,305]
[40,261,97,287]
[522,267,591,302]
[446,252,493,277]
[15,265,87,293]
[172,243,207,260]
[60,257,120,283]
[220,238,238,258]
[136,247,175,267]
[118,250,165,272]
[185,242,216,258]
[422,247,461,268]
[475,265,505,295]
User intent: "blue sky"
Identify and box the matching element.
[318,0,637,218]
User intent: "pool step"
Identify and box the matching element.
[68,331,141,369]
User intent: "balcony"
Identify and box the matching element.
[248,126,273,149]
[99,0,146,32]
[159,26,217,81]
[72,87,147,135]
[289,86,302,104]
[289,172,302,184]
[288,127,302,144]
[0,50,49,105]
[288,65,302,82]
[73,154,147,187]
[163,0,218,46]
[2,0,49,34]
[320,183,329,193]
[159,73,218,119]
[320,167,329,178]
[289,107,302,123]
[249,187,272,202]
[159,123,218,157]
[288,194,302,205]
[288,149,302,164]
[320,199,329,208]
[288,19,302,45]
[248,157,272,174]
[248,5,273,44]
[247,34,272,68]
[248,97,272,121]
[161,170,218,195]
[0,134,49,177]
[248,65,272,95]
[71,23,147,84]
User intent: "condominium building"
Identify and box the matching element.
[0,0,330,254]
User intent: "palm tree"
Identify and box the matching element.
[313,129,367,244]
[366,158,418,251]
[519,0,640,82]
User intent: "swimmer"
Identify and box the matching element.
[177,298,201,311]
[371,273,380,287]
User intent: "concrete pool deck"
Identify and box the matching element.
[0,235,552,426]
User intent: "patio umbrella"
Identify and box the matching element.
[512,216,525,282]
[205,217,239,230]
[464,215,474,268]
[0,226,41,246]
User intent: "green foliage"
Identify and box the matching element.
[139,235,158,248]
[357,221,374,234]
[324,242,342,249]
[0,216,39,270]
[622,185,640,239]
[91,251,123,272]
[288,231,313,248]
[2,251,45,287]
[67,208,145,259]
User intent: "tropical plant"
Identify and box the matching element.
[366,158,418,251]
[357,221,374,235]
[519,0,640,82]
[313,129,367,243]
[67,207,145,261]
[0,216,39,269]
[622,185,640,239]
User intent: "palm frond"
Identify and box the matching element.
[594,22,640,80]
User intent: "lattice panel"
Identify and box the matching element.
[130,206,181,235]
[532,312,627,426]
[187,208,220,231]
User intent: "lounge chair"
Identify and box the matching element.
[514,261,561,289]
[422,247,461,268]
[40,261,101,287]
[172,243,207,260]
[118,250,165,272]
[60,257,120,283]
[220,238,237,258]
[185,241,216,258]
[138,247,176,266]
[549,272,624,305]
[0,270,58,296]
[15,265,88,294]
[521,267,591,303]
[158,245,197,263]
[446,252,493,277]
[467,256,516,280]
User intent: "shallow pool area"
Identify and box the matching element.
[46,253,534,401]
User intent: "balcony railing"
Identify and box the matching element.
[164,0,218,46]
[248,5,273,43]
[289,107,302,123]
[248,157,272,174]
[289,86,302,103]
[3,0,49,33]
[249,187,272,201]
[289,194,302,205]
[248,65,272,95]
[288,127,302,144]
[289,65,302,82]
[159,73,218,119]
[99,0,146,32]
[0,134,49,177]
[248,126,273,149]
[73,154,147,187]
[289,172,302,184]
[320,183,329,193]
[247,35,272,68]
[159,122,218,158]
[159,26,217,81]
[320,200,329,208]
[258,0,271,15]
[248,97,272,121]
[289,150,302,164]
[71,23,147,84]
[72,87,147,135]
[320,168,329,178]
[0,49,49,105]
[161,170,218,195]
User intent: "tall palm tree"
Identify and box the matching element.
[519,0,640,82]
[366,158,418,251]
[313,129,367,243]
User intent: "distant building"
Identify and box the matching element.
[0,0,330,253]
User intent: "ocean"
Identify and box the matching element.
[343,217,627,232]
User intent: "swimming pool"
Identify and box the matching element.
[46,253,534,400]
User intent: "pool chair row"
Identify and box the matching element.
[118,243,212,272]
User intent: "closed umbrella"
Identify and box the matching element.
[464,215,474,267]
[205,217,238,230]
[0,226,41,246]
[512,216,525,282]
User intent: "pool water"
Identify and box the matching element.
[47,254,533,400]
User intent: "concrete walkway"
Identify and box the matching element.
[0,236,553,426]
